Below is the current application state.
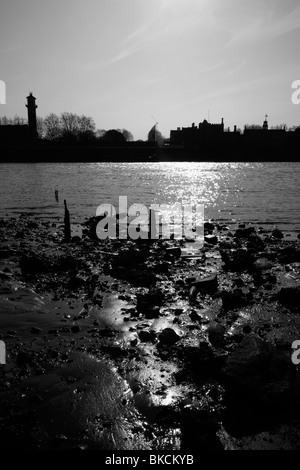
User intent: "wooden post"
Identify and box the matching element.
[64,199,71,242]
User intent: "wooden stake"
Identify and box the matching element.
[64,199,71,242]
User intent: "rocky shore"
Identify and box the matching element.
[0,214,300,450]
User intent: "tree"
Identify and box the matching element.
[36,117,45,139]
[95,129,106,139]
[271,124,287,130]
[117,128,134,141]
[60,112,79,137]
[44,113,62,140]
[244,124,263,130]
[77,115,96,142]
[0,115,26,125]
[102,129,126,144]
[13,115,26,125]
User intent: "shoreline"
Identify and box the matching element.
[0,214,300,450]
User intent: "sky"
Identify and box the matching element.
[0,0,300,140]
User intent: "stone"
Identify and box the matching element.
[272,228,284,239]
[191,273,218,293]
[71,325,81,333]
[31,327,42,334]
[138,330,156,343]
[204,235,218,245]
[136,288,164,311]
[207,323,225,348]
[253,258,274,271]
[220,289,251,310]
[204,222,215,232]
[158,328,180,345]
[144,306,160,319]
[234,227,256,238]
[220,248,255,272]
[166,247,181,256]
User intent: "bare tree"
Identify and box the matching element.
[244,124,263,130]
[44,113,62,140]
[271,123,287,130]
[13,115,26,125]
[0,115,26,125]
[60,112,79,135]
[36,116,45,139]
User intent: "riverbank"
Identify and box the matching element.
[0,214,300,450]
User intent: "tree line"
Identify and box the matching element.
[0,112,134,143]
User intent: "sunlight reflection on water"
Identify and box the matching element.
[0,162,299,232]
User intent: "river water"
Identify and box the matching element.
[0,161,299,234]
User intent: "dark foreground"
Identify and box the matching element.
[0,215,300,450]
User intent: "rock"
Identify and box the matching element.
[189,285,198,301]
[136,288,164,311]
[207,323,225,348]
[158,328,180,345]
[191,273,218,294]
[138,330,156,343]
[144,306,160,319]
[166,247,181,256]
[234,227,256,238]
[31,327,42,334]
[220,248,255,272]
[277,246,300,264]
[272,228,284,239]
[190,310,201,322]
[71,325,81,333]
[277,286,300,311]
[204,235,218,245]
[253,258,274,271]
[204,222,215,232]
[220,289,251,310]
[222,335,292,406]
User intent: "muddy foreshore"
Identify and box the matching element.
[0,214,300,451]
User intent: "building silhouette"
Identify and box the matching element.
[170,118,224,147]
[0,92,38,145]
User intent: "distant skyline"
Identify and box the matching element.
[1,0,300,140]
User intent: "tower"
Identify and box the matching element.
[263,114,268,130]
[26,92,38,138]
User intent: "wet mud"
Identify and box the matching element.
[0,214,300,450]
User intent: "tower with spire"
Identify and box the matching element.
[26,92,38,139]
[263,114,268,130]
